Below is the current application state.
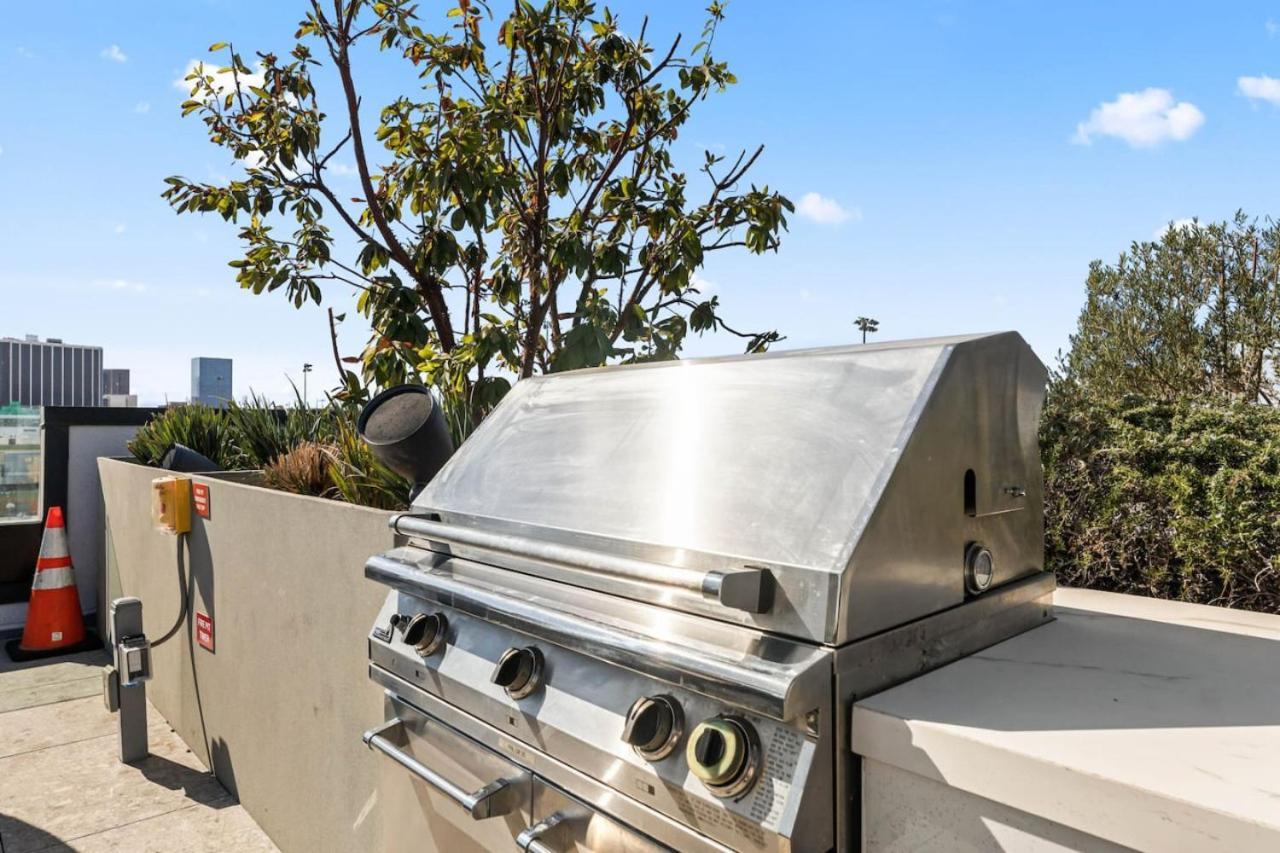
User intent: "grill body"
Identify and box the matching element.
[364,332,1054,852]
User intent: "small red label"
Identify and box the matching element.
[195,611,214,652]
[192,482,210,518]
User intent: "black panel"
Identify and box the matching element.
[18,344,29,405]
[53,346,63,405]
[0,341,9,404]
[41,345,52,406]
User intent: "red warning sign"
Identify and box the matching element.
[192,482,210,518]
[195,611,214,652]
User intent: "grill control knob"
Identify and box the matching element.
[400,612,448,656]
[492,646,544,699]
[621,695,683,760]
[686,716,760,799]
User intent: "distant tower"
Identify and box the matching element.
[191,357,233,407]
[102,369,130,396]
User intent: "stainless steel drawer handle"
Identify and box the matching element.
[516,810,571,853]
[362,719,521,820]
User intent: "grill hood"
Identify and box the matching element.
[398,332,1047,645]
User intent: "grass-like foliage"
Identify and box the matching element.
[226,390,340,467]
[1043,386,1280,612]
[262,441,339,498]
[129,398,409,510]
[328,417,411,511]
[126,404,241,470]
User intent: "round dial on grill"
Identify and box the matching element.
[491,646,544,699]
[400,612,447,655]
[621,695,683,760]
[686,716,760,799]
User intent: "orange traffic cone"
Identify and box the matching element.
[5,507,99,662]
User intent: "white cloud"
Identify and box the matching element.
[94,278,147,293]
[327,162,359,177]
[243,149,297,178]
[1073,88,1204,147]
[796,192,860,225]
[16,46,35,59]
[1268,19,1279,37]
[113,223,127,234]
[1155,217,1201,239]
[0,144,4,157]
[1238,75,1280,106]
[134,101,151,114]
[690,272,718,294]
[175,59,265,97]
[101,44,127,63]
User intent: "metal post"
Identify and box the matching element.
[109,597,150,763]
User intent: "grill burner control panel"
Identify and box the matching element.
[368,591,823,853]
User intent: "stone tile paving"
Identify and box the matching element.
[0,648,277,852]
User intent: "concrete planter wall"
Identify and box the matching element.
[99,456,397,852]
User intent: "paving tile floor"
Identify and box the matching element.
[0,648,277,852]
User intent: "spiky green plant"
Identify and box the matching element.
[328,417,410,511]
[226,388,340,468]
[128,404,240,469]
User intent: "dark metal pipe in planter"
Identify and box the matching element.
[160,444,221,473]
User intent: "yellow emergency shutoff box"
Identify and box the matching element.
[150,476,192,534]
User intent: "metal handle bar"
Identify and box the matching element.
[390,514,771,614]
[362,719,521,820]
[516,810,573,853]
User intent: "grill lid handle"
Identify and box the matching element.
[391,514,773,614]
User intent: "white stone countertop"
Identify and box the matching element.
[851,588,1280,852]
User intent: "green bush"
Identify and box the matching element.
[129,399,408,510]
[328,418,410,511]
[226,391,340,468]
[1042,386,1280,612]
[127,404,241,470]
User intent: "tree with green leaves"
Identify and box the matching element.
[1062,212,1280,404]
[853,316,878,344]
[164,0,792,423]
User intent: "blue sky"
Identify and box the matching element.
[4,1,1280,405]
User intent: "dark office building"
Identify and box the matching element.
[0,336,103,406]
[102,368,130,396]
[191,357,233,406]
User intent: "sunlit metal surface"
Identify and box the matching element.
[364,333,1052,852]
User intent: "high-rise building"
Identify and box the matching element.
[0,335,103,406]
[191,357,233,406]
[102,368,130,396]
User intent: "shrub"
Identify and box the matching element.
[328,418,410,511]
[1042,385,1280,612]
[262,441,338,498]
[129,398,409,510]
[226,391,339,468]
[127,404,241,470]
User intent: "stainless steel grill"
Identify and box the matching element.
[362,332,1055,852]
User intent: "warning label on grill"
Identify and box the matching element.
[195,611,214,652]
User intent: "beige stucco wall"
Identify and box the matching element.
[99,457,396,852]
